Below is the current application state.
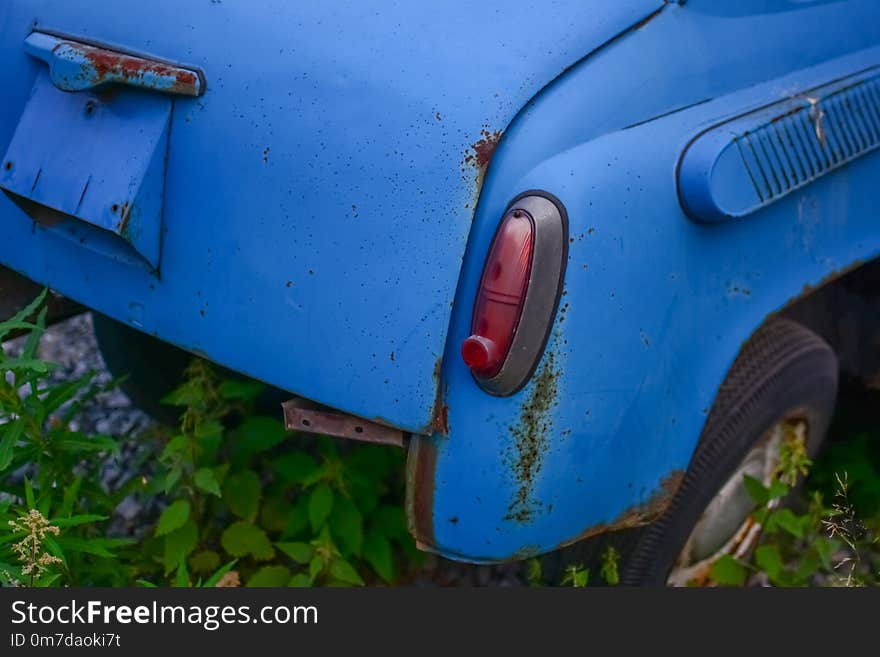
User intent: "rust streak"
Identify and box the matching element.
[557,470,685,550]
[70,43,199,95]
[505,351,559,523]
[428,356,449,435]
[406,437,438,548]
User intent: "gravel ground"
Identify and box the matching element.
[6,313,527,587]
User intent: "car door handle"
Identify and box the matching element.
[24,31,204,97]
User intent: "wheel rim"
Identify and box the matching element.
[666,419,808,587]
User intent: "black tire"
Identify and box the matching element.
[620,318,838,585]
[92,313,289,424]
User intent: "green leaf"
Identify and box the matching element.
[329,559,364,586]
[161,435,188,461]
[155,499,191,536]
[281,498,309,539]
[742,475,768,505]
[0,419,24,471]
[329,496,363,557]
[20,307,47,361]
[767,479,790,501]
[42,535,67,568]
[161,379,205,408]
[219,379,264,402]
[709,554,747,586]
[363,532,394,583]
[271,452,320,485]
[223,471,262,520]
[163,467,183,494]
[2,358,55,373]
[37,376,93,418]
[23,476,35,509]
[766,508,805,539]
[793,552,820,584]
[813,536,836,571]
[754,544,784,581]
[259,496,292,533]
[309,555,324,580]
[0,289,47,341]
[51,514,107,528]
[56,537,133,558]
[58,476,83,518]
[163,520,199,574]
[277,542,314,564]
[247,566,291,587]
[195,419,224,441]
[194,468,222,497]
[174,559,191,587]
[220,522,275,561]
[189,550,221,574]
[288,573,313,587]
[308,483,334,532]
[56,434,118,454]
[238,416,287,453]
[203,560,239,588]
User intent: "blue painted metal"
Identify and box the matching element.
[678,68,880,222]
[409,0,880,562]
[2,0,880,564]
[1,70,170,269]
[23,32,203,97]
[0,0,662,435]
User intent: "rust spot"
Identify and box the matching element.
[73,43,200,96]
[406,437,438,547]
[464,128,503,170]
[429,356,449,435]
[505,351,560,523]
[558,470,685,549]
[114,202,131,234]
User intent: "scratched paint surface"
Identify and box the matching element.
[0,0,660,434]
[414,0,880,562]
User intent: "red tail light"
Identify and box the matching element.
[461,209,534,377]
[461,193,568,396]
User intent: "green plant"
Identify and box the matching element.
[709,421,879,587]
[558,546,620,587]
[0,291,133,586]
[138,358,420,587]
[1,294,419,587]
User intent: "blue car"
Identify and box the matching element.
[1,0,879,584]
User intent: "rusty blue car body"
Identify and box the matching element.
[1,0,879,562]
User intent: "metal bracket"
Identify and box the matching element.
[282,401,407,447]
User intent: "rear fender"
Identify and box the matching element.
[409,0,880,562]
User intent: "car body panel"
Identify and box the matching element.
[410,0,880,561]
[0,0,662,434]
